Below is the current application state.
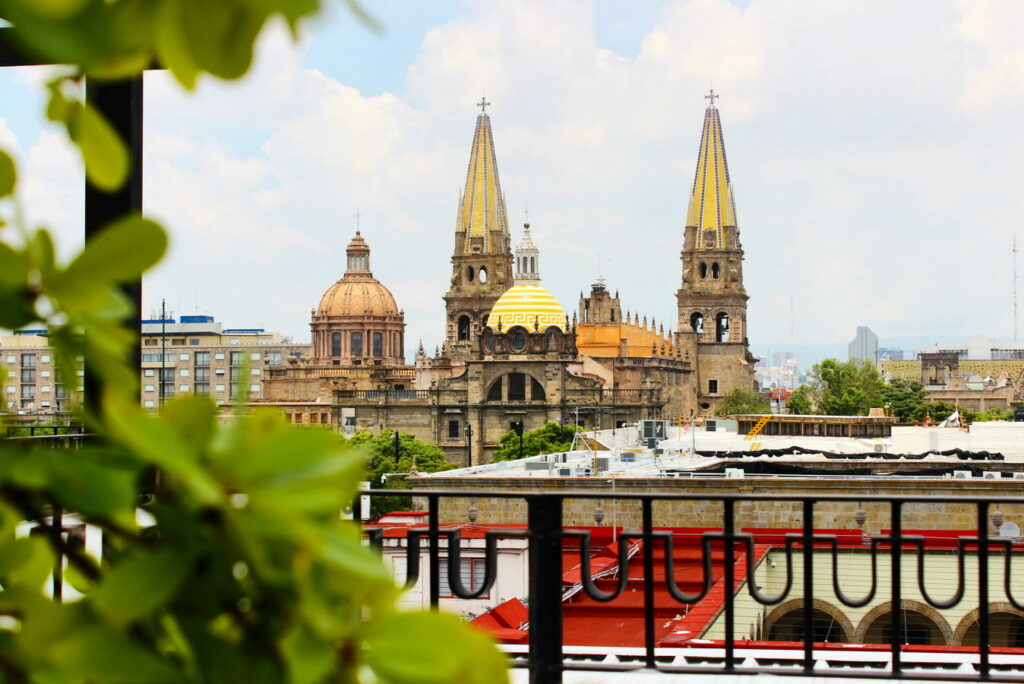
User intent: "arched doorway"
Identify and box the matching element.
[765,599,854,643]
[957,607,1024,647]
[858,601,951,646]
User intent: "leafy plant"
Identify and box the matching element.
[714,387,771,417]
[492,422,581,462]
[0,3,507,682]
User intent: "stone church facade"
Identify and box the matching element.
[261,94,758,465]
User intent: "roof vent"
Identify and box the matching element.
[953,470,973,479]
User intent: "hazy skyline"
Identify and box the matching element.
[1,0,1022,357]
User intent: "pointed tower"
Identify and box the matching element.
[676,91,756,411]
[443,100,514,358]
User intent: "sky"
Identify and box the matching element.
[1,0,1023,360]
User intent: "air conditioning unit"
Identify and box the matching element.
[983,472,1001,480]
[1013,473,1024,480]
[557,468,572,477]
[596,457,610,472]
[873,444,884,453]
[953,470,972,480]
[725,468,745,479]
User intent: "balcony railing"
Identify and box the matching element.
[359,489,1024,683]
[336,389,434,400]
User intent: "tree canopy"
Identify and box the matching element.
[492,422,581,461]
[344,429,456,517]
[715,388,771,417]
[786,359,883,416]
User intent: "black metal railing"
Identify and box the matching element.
[359,489,1024,683]
[336,389,434,400]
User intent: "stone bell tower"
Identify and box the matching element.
[442,98,514,359]
[676,91,757,414]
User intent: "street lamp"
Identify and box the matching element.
[464,422,473,465]
[512,420,524,461]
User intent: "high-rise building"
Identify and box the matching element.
[848,326,879,362]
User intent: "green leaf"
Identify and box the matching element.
[59,215,167,290]
[364,611,509,684]
[50,454,138,519]
[50,625,181,682]
[0,148,16,197]
[161,395,215,452]
[181,0,264,81]
[155,0,199,89]
[19,0,90,21]
[0,537,55,591]
[91,548,192,628]
[71,102,129,192]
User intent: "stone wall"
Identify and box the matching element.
[409,475,1024,532]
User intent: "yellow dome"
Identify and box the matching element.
[487,283,567,332]
[317,276,399,318]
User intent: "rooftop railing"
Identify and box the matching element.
[360,489,1024,683]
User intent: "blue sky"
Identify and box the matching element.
[1,0,1023,362]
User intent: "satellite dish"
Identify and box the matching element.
[1000,521,1021,538]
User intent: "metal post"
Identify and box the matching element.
[801,500,815,673]
[723,499,735,672]
[528,495,563,684]
[642,498,656,668]
[890,501,903,675]
[84,77,144,413]
[978,502,990,678]
[428,494,440,609]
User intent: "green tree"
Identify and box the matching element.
[492,421,581,461]
[878,378,929,421]
[785,385,814,415]
[344,429,456,517]
[715,387,771,417]
[792,359,884,416]
[0,3,506,682]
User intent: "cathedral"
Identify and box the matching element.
[262,93,756,465]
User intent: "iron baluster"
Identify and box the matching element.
[642,498,656,669]
[428,495,440,608]
[831,535,879,608]
[527,495,563,684]
[978,502,990,679]
[801,500,814,674]
[890,500,903,675]
[723,499,735,673]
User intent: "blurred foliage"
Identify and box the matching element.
[0,2,507,682]
[492,422,581,462]
[343,429,456,518]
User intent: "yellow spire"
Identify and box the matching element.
[457,99,509,254]
[685,89,737,249]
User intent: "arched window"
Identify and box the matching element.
[699,262,708,279]
[530,256,535,273]
[372,332,383,357]
[486,378,503,401]
[862,608,947,645]
[960,611,1024,647]
[466,266,475,282]
[610,309,615,322]
[711,262,720,279]
[531,377,546,401]
[508,327,528,353]
[331,332,341,357]
[943,365,951,382]
[350,332,363,357]
[507,373,526,401]
[715,312,729,342]
[690,312,704,334]
[457,315,471,341]
[929,366,938,382]
[478,267,488,283]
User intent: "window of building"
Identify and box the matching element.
[229,368,241,381]
[195,352,210,367]
[171,338,184,345]
[21,385,35,398]
[21,368,35,383]
[179,353,189,361]
[215,368,225,376]
[215,384,225,392]
[267,351,283,365]
[40,355,50,363]
[698,262,708,279]
[331,332,341,357]
[690,312,703,334]
[711,262,720,279]
[438,558,489,598]
[509,328,527,353]
[229,383,239,398]
[21,353,36,368]
[40,386,50,394]
[250,384,261,394]
[40,370,50,378]
[179,385,190,393]
[215,353,225,361]
[179,369,190,377]
[230,351,244,366]
[251,368,261,376]
[144,385,154,392]
[195,383,210,396]
[351,332,363,357]
[144,400,155,408]
[189,338,199,345]
[5,355,16,363]
[457,315,471,342]
[372,332,383,357]
[487,378,503,401]
[194,368,210,382]
[708,380,718,394]
[251,353,260,361]
[448,420,460,439]
[531,377,546,401]
[715,312,729,342]
[55,385,65,399]
[144,338,158,346]
[507,373,526,401]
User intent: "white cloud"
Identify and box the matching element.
[4,1,1024,357]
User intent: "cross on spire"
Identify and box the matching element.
[705,88,719,107]
[478,96,490,113]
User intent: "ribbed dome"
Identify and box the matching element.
[487,283,567,332]
[317,277,399,318]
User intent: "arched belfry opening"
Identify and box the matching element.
[690,312,704,334]
[457,315,471,341]
[715,312,729,342]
